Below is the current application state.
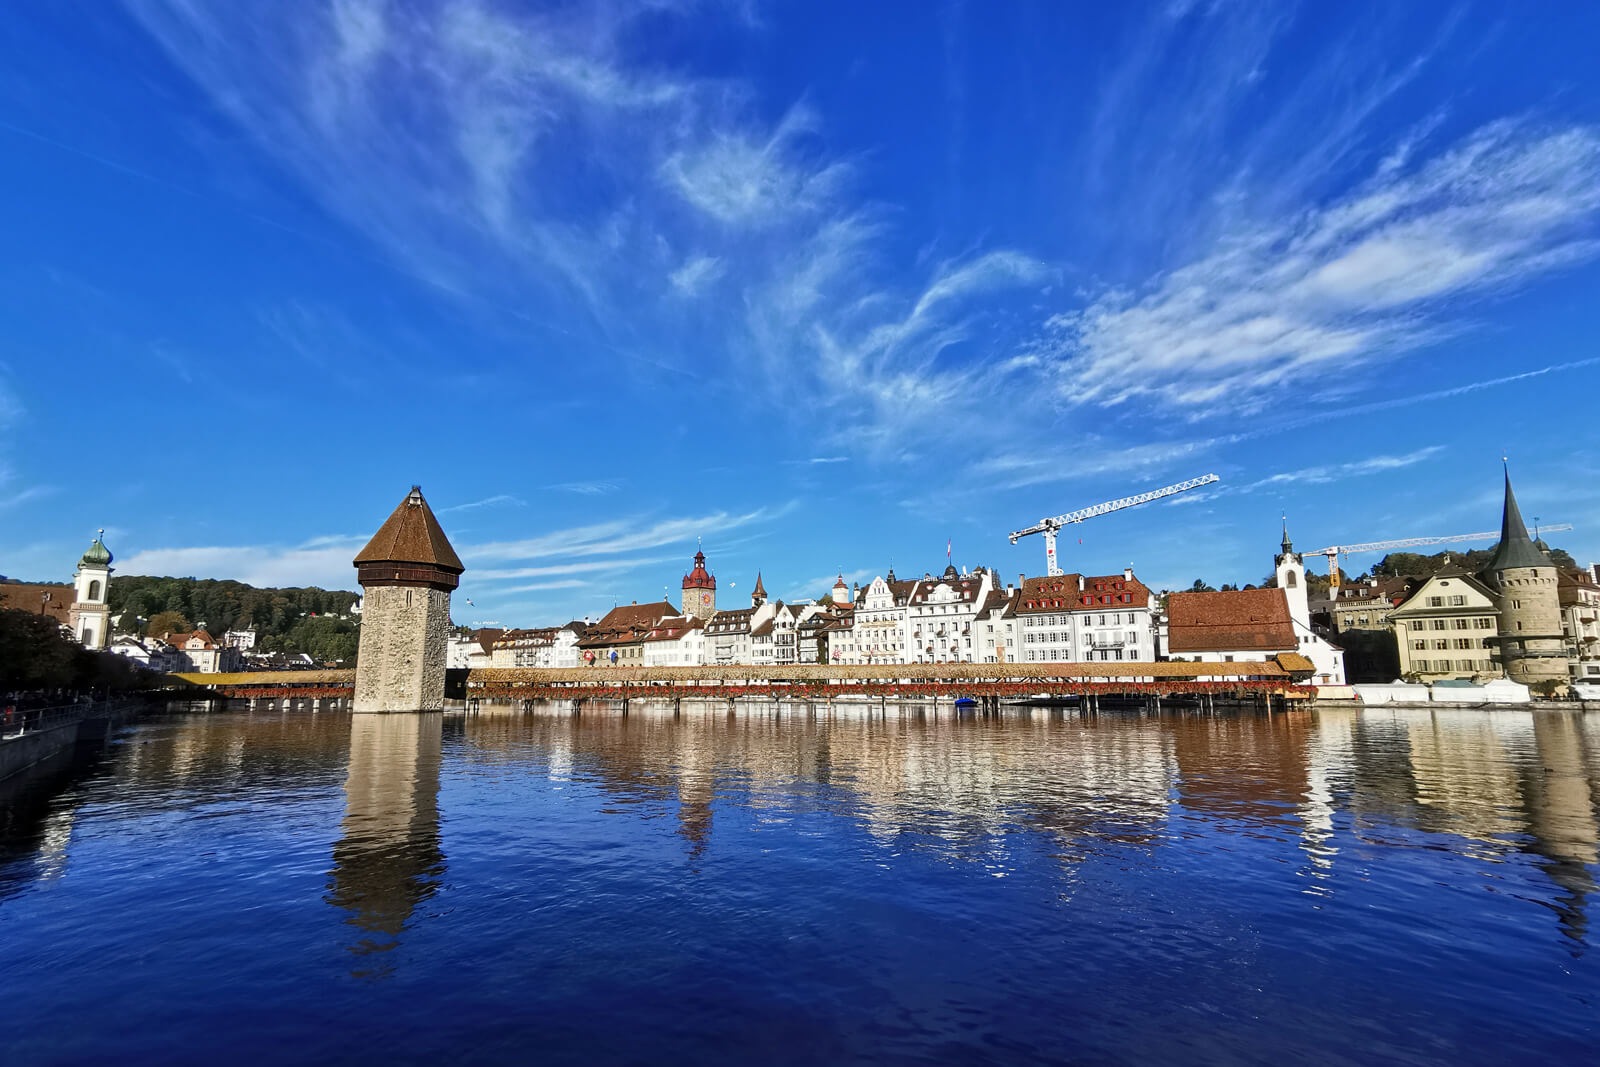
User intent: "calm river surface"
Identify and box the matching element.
[2,702,1598,1064]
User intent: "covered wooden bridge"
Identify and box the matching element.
[166,656,1316,711]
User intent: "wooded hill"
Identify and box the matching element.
[107,576,362,663]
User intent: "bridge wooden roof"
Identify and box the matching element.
[353,486,464,572]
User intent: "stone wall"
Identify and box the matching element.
[1492,566,1569,687]
[354,585,452,712]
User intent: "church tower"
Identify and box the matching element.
[1274,519,1309,633]
[352,487,464,713]
[70,530,112,650]
[751,572,767,608]
[1484,468,1568,688]
[682,548,717,621]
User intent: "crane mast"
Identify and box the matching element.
[1009,474,1220,577]
[1311,524,1573,591]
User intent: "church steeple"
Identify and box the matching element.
[751,572,767,607]
[1280,517,1293,556]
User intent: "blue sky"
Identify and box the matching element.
[3,1,1599,626]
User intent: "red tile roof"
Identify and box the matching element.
[1016,573,1150,613]
[1167,589,1295,654]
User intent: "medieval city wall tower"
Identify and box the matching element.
[1484,469,1568,689]
[682,549,717,621]
[352,487,464,713]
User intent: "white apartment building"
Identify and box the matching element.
[1014,569,1156,663]
[900,566,994,664]
[491,623,589,668]
[973,589,1020,663]
[750,603,800,665]
[1560,570,1600,682]
[846,570,916,665]
[642,615,706,667]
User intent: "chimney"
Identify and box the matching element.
[1019,573,1026,587]
[1124,566,1133,582]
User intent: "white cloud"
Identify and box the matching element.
[462,504,794,563]
[545,481,621,496]
[667,255,724,296]
[1240,446,1446,491]
[1040,119,1600,412]
[497,579,590,593]
[439,494,527,513]
[472,557,678,582]
[661,105,846,225]
[119,540,361,589]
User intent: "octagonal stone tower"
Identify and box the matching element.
[352,487,465,713]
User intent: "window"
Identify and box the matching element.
[1413,641,1426,651]
[1434,640,1448,650]
[1476,618,1493,629]
[1428,596,1444,607]
[1449,596,1465,607]
[1432,620,1448,631]
[1454,619,1470,630]
[1410,621,1425,631]
[87,580,101,600]
[1287,571,1297,588]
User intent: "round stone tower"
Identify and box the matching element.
[682,548,717,621]
[352,487,464,713]
[1483,468,1568,689]
[70,530,113,650]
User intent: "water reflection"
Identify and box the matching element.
[326,713,445,973]
[449,700,1600,943]
[3,701,1600,1063]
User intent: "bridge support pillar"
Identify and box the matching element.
[312,698,322,713]
[571,698,582,716]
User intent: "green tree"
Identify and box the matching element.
[146,610,192,639]
[1189,579,1216,593]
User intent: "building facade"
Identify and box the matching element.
[1558,570,1600,682]
[1387,566,1501,682]
[1015,569,1154,664]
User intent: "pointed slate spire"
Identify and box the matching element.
[1487,465,1551,571]
[1280,516,1293,556]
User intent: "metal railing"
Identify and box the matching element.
[1,697,142,740]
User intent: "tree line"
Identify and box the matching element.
[108,576,362,664]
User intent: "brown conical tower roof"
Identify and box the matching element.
[753,572,767,597]
[354,486,465,572]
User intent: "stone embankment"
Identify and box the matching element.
[0,699,145,782]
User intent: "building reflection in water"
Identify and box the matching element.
[450,699,1600,945]
[326,713,446,975]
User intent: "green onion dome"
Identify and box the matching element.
[79,530,113,569]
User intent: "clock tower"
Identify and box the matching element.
[682,548,717,621]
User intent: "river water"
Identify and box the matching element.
[1,702,1597,1064]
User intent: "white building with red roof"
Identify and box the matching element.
[1015,567,1156,664]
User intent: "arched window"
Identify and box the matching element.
[1286,572,1297,588]
[88,579,101,600]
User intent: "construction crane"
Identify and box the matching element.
[1009,474,1220,577]
[1311,525,1573,591]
